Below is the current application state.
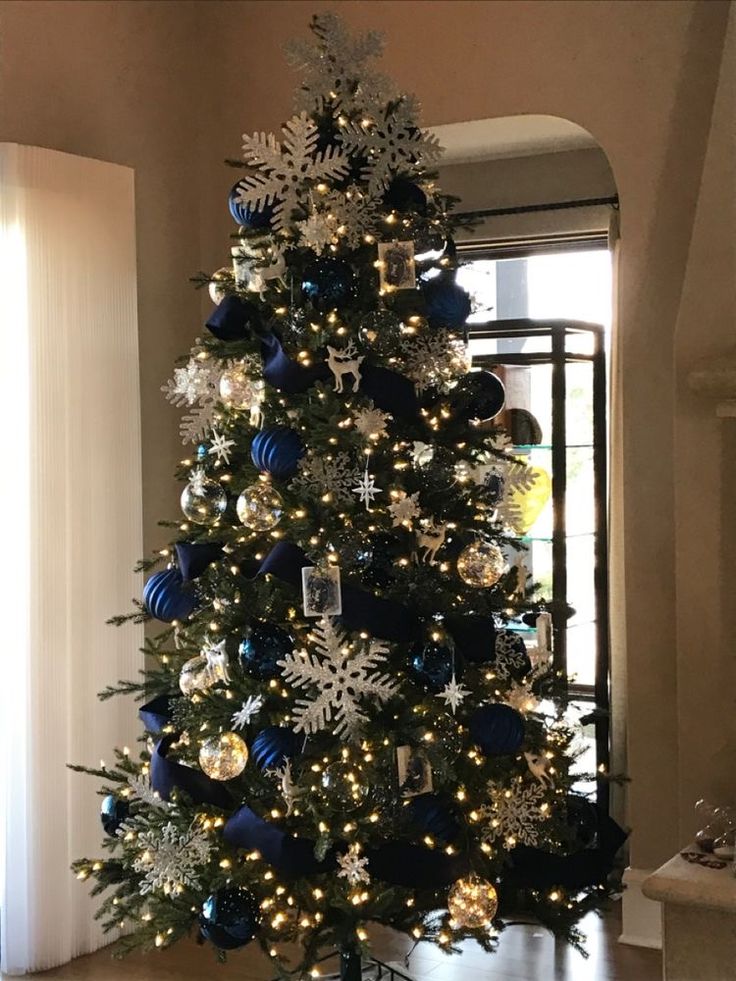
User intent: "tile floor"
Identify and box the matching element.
[11,906,661,981]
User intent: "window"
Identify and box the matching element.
[459,241,612,801]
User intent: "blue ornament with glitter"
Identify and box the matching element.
[250,426,305,480]
[301,257,356,311]
[409,793,460,843]
[196,443,208,461]
[100,795,129,836]
[251,726,301,771]
[228,182,274,229]
[422,275,471,328]
[239,621,294,680]
[469,704,525,756]
[142,568,196,623]
[200,886,260,950]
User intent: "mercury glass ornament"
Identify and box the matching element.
[179,654,214,696]
[320,760,367,805]
[208,266,233,305]
[199,732,248,781]
[457,540,506,588]
[219,362,262,410]
[447,874,498,928]
[180,475,227,526]
[236,481,283,531]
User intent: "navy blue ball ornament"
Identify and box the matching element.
[409,637,462,694]
[301,258,356,311]
[469,704,525,756]
[252,726,301,771]
[250,426,305,480]
[422,275,471,328]
[409,793,460,843]
[450,370,506,423]
[142,568,196,623]
[100,795,129,836]
[239,621,294,681]
[228,182,274,229]
[384,177,427,214]
[200,886,260,950]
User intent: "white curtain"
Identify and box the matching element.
[0,144,143,974]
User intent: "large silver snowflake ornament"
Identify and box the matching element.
[291,451,362,506]
[238,113,350,234]
[278,618,397,738]
[132,822,212,897]
[162,353,221,444]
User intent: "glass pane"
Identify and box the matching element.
[567,533,597,625]
[565,361,595,446]
[566,620,597,687]
[566,447,595,537]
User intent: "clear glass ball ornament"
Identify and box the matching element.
[219,362,263,410]
[198,732,249,781]
[320,761,368,806]
[236,481,283,531]
[456,540,506,588]
[179,654,214,696]
[447,874,498,929]
[208,266,233,305]
[180,476,227,526]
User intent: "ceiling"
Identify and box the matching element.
[430,115,599,165]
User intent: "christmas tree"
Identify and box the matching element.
[73,14,624,979]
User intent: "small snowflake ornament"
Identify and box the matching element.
[353,405,391,440]
[126,773,168,811]
[411,441,435,467]
[479,781,548,848]
[231,694,265,731]
[296,210,337,253]
[388,490,420,527]
[352,467,382,511]
[337,843,371,886]
[188,467,208,495]
[208,430,236,465]
[436,674,471,715]
[278,618,396,738]
[292,452,362,506]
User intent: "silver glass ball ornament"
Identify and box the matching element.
[236,481,283,531]
[180,475,227,526]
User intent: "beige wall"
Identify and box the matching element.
[0,0,733,873]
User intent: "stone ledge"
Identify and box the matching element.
[643,847,736,913]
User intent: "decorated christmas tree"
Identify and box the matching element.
[73,14,624,979]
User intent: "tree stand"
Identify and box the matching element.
[271,949,414,980]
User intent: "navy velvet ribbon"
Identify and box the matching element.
[260,332,420,420]
[139,694,180,734]
[238,540,422,643]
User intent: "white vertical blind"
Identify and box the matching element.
[0,145,143,974]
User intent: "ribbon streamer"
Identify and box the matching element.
[238,540,422,643]
[150,734,233,810]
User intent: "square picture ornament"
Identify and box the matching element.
[301,565,342,617]
[378,241,416,291]
[396,744,433,798]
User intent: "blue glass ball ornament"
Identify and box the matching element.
[142,568,196,623]
[251,726,301,771]
[409,638,463,694]
[200,886,260,950]
[239,621,294,681]
[469,704,525,756]
[227,182,274,229]
[301,257,356,312]
[250,426,305,480]
[450,369,506,423]
[421,275,471,328]
[100,795,129,836]
[409,793,460,843]
[384,177,427,214]
[494,630,532,680]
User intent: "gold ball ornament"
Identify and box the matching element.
[236,481,283,531]
[447,874,498,929]
[198,732,249,781]
[456,540,506,588]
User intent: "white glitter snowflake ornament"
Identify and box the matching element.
[238,113,350,234]
[479,781,548,848]
[436,674,471,715]
[231,694,265,731]
[126,773,169,811]
[162,353,221,444]
[337,843,371,886]
[388,490,420,527]
[278,618,396,738]
[353,405,391,440]
[296,210,337,253]
[132,822,211,897]
[292,452,362,506]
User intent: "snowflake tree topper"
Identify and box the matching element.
[278,618,397,739]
